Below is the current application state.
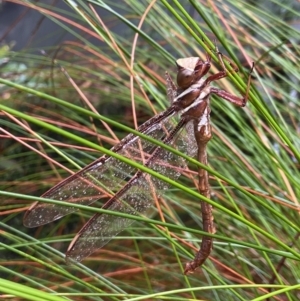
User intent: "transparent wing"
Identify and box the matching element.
[66,119,198,263]
[23,109,184,227]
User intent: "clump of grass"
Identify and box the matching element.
[0,1,299,300]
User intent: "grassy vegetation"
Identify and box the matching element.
[0,0,299,300]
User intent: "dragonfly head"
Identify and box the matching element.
[176,57,204,89]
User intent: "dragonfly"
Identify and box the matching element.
[24,46,253,274]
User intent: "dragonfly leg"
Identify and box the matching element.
[205,47,254,107]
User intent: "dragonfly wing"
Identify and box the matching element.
[23,154,132,227]
[66,175,153,263]
[23,111,179,227]
[66,118,198,263]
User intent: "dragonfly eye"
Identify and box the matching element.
[176,57,202,89]
[176,67,195,89]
